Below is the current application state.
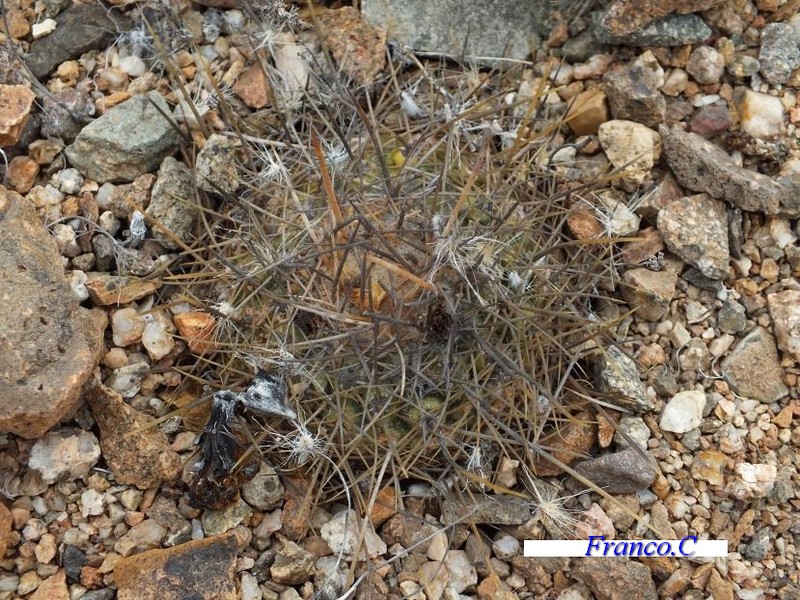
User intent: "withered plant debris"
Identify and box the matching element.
[140,3,633,523]
[187,370,295,509]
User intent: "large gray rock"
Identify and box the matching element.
[657,194,729,280]
[66,92,180,183]
[27,4,130,79]
[362,0,551,63]
[0,188,102,438]
[659,125,797,216]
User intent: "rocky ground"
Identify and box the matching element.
[0,0,799,599]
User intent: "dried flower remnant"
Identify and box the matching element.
[187,371,298,509]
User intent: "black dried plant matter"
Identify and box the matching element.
[187,371,295,509]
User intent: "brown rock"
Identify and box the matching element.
[80,565,103,589]
[114,532,240,600]
[721,327,788,403]
[533,412,596,476]
[637,343,665,367]
[688,104,732,138]
[270,536,316,585]
[173,310,217,354]
[659,564,691,597]
[0,188,98,438]
[28,139,65,165]
[369,486,397,527]
[649,502,677,539]
[620,268,677,321]
[572,558,657,600]
[87,382,182,489]
[86,275,162,306]
[233,63,270,109]
[566,89,608,136]
[620,227,664,265]
[567,200,603,240]
[772,405,793,428]
[2,10,30,40]
[691,450,727,486]
[0,501,11,557]
[602,0,721,36]
[280,478,313,540]
[728,507,755,548]
[313,7,387,87]
[0,85,36,146]
[706,567,733,600]
[29,569,69,600]
[6,156,40,193]
[597,412,619,448]
[639,555,676,579]
[97,91,132,113]
[477,574,518,600]
[636,174,682,221]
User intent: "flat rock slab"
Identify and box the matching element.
[87,382,182,489]
[657,194,729,280]
[659,125,796,216]
[114,532,240,600]
[721,327,788,403]
[66,91,180,183]
[86,274,162,306]
[573,448,656,494]
[0,188,98,438]
[362,0,551,63]
[27,4,130,79]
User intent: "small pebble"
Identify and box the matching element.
[119,55,147,78]
[686,46,724,85]
[57,168,84,194]
[31,18,57,39]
